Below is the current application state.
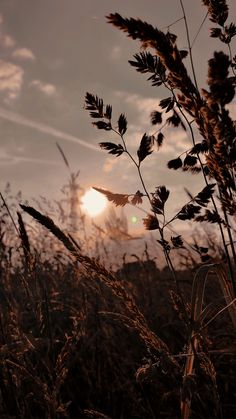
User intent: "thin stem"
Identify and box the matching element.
[161,16,184,30]
[137,166,151,201]
[179,0,199,91]
[220,191,236,276]
[113,126,184,292]
[112,127,140,168]
[162,72,234,288]
[153,120,168,136]
[137,163,181,291]
[162,196,195,229]
[177,105,235,286]
[191,12,208,48]
[199,298,236,331]
[128,201,200,256]
[0,192,19,235]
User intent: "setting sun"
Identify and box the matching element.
[81,188,108,217]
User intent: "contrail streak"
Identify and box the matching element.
[0,150,60,166]
[0,107,102,152]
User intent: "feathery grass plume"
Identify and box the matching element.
[129,51,167,87]
[83,6,236,414]
[17,211,30,255]
[150,110,162,125]
[171,235,184,248]
[143,214,159,230]
[118,113,127,135]
[208,51,234,105]
[137,133,154,163]
[167,157,183,170]
[131,190,143,205]
[93,186,144,207]
[196,51,236,215]
[93,187,130,207]
[183,155,198,168]
[20,204,77,256]
[107,8,236,223]
[202,0,229,27]
[166,109,186,130]
[107,13,198,101]
[85,92,112,131]
[20,204,178,360]
[150,186,170,215]
[156,131,164,147]
[99,142,124,156]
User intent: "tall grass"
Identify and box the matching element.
[83,0,236,416]
[0,1,236,418]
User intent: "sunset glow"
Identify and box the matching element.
[81,188,108,217]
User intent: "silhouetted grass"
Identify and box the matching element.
[1,1,236,418]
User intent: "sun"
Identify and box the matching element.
[81,188,108,217]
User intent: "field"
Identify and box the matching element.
[1,1,236,418]
[0,205,235,418]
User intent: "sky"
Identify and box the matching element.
[0,0,236,236]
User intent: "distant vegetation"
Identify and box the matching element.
[1,1,236,418]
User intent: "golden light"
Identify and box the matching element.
[81,188,108,217]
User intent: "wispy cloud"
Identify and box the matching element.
[12,47,35,61]
[123,93,159,113]
[0,107,102,152]
[30,79,56,96]
[102,156,120,173]
[114,91,189,154]
[1,34,16,48]
[115,91,160,127]
[0,147,60,166]
[0,60,23,101]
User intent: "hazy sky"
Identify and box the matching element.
[0,0,236,233]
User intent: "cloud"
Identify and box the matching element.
[157,129,189,154]
[114,91,190,154]
[30,79,56,96]
[0,107,103,152]
[0,60,23,100]
[0,16,16,48]
[1,34,16,48]
[102,156,120,173]
[115,91,160,128]
[124,94,159,113]
[12,47,35,61]
[0,147,60,166]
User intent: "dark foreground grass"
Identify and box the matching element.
[0,230,235,418]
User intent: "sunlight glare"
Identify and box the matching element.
[81,188,108,217]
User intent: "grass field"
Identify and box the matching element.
[1,0,236,417]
